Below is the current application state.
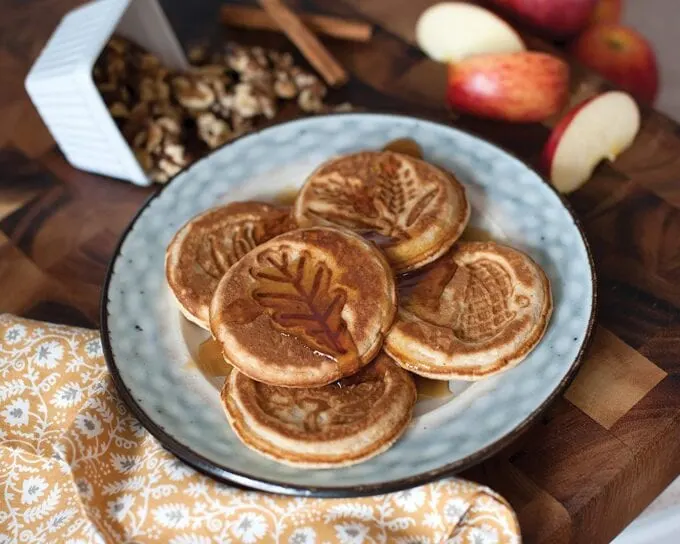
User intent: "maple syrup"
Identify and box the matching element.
[383,138,423,159]
[413,375,452,401]
[362,230,398,248]
[460,226,495,242]
[273,187,299,206]
[187,338,232,378]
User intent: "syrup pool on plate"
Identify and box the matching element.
[460,226,495,242]
[413,375,452,401]
[186,338,232,379]
[272,186,299,206]
[383,138,424,159]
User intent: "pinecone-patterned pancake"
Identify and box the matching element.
[454,259,516,342]
[385,242,552,380]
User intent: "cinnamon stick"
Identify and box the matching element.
[257,0,349,87]
[221,5,373,43]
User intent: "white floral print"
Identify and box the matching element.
[444,498,469,523]
[153,504,191,529]
[74,412,102,438]
[466,526,500,544]
[163,459,193,481]
[47,507,77,531]
[84,339,102,358]
[424,511,443,529]
[169,535,212,544]
[335,522,370,544]
[75,478,93,501]
[51,382,82,408]
[231,513,268,543]
[21,476,48,505]
[2,398,29,426]
[289,527,317,544]
[395,488,427,513]
[129,418,146,438]
[4,324,26,345]
[111,453,137,473]
[34,340,64,369]
[107,494,134,522]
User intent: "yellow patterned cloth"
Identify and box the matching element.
[0,315,520,543]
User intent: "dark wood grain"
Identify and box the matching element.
[1,1,680,543]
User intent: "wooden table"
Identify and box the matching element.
[2,1,679,542]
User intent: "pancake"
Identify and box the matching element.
[385,241,552,380]
[166,202,294,329]
[221,353,417,467]
[210,226,397,387]
[293,151,470,273]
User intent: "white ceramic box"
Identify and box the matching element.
[25,0,189,186]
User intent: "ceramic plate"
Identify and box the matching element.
[102,113,595,497]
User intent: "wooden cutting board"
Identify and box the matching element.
[1,1,679,542]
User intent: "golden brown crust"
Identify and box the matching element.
[165,201,295,329]
[210,226,397,387]
[221,353,417,467]
[385,242,553,380]
[293,151,470,273]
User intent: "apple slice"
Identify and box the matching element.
[542,91,640,194]
[416,2,525,63]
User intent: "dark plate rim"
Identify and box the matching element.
[100,111,598,498]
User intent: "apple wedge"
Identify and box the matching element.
[416,2,525,63]
[542,91,640,194]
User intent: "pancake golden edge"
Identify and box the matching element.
[165,201,293,330]
[210,226,397,388]
[221,353,417,468]
[293,151,471,274]
[385,241,553,380]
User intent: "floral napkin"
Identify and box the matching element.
[0,315,520,543]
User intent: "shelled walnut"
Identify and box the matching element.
[94,37,353,184]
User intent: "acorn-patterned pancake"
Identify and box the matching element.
[210,227,397,387]
[293,151,470,273]
[165,202,295,330]
[221,353,416,468]
[385,242,552,380]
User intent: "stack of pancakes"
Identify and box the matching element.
[165,146,552,468]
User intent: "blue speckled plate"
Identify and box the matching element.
[102,113,595,497]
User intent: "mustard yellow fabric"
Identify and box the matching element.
[0,315,520,543]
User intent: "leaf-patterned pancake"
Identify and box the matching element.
[210,227,397,387]
[250,248,357,358]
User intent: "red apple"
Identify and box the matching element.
[489,0,597,39]
[416,3,525,63]
[569,24,658,103]
[542,91,640,193]
[447,52,569,122]
[588,0,622,25]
